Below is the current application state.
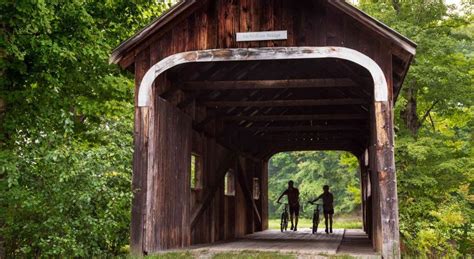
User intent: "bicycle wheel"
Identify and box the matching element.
[280,213,285,232]
[312,213,316,234]
[313,214,319,234]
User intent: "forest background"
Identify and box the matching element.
[1,0,472,257]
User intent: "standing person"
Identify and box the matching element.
[310,185,334,234]
[277,180,300,231]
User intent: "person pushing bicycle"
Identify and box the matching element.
[277,180,300,231]
[309,185,334,234]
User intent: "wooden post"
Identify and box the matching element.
[130,107,149,254]
[130,49,150,255]
[374,101,400,258]
[259,160,269,231]
[359,157,368,234]
[142,97,192,253]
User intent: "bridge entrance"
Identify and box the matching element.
[110,1,416,258]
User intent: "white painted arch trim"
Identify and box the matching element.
[138,47,388,107]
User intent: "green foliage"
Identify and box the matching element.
[144,251,194,259]
[0,0,173,257]
[396,124,473,256]
[357,1,474,256]
[268,151,361,219]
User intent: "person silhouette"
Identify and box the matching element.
[310,185,334,234]
[277,180,300,231]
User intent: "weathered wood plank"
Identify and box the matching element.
[182,78,357,90]
[239,125,365,132]
[137,47,390,107]
[223,114,366,122]
[202,98,367,108]
[236,159,262,225]
[130,48,150,255]
[143,97,192,252]
[374,100,400,258]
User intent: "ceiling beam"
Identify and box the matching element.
[239,125,365,132]
[223,113,367,122]
[257,132,365,140]
[182,78,357,90]
[203,98,367,108]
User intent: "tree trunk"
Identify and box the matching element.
[401,85,420,137]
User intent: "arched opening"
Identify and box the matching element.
[268,151,362,229]
[132,47,398,257]
[137,47,388,107]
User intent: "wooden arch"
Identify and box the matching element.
[134,46,400,257]
[137,47,388,107]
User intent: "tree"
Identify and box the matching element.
[359,0,473,137]
[268,151,361,219]
[0,0,173,256]
[358,1,473,256]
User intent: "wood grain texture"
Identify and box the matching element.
[130,48,150,255]
[143,97,192,253]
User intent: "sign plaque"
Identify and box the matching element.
[236,30,288,42]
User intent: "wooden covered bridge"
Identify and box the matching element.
[110,0,415,257]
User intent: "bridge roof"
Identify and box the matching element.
[110,0,416,65]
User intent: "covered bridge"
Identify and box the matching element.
[110,0,416,258]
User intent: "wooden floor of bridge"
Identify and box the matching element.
[190,229,379,258]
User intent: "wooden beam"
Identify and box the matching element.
[223,114,367,122]
[236,159,262,225]
[374,101,400,258]
[257,132,364,139]
[190,153,237,228]
[259,136,362,142]
[182,78,357,90]
[194,90,289,129]
[240,125,365,132]
[267,139,357,147]
[138,47,390,107]
[203,98,367,108]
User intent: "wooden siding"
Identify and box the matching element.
[127,0,406,257]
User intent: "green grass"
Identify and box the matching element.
[142,251,194,259]
[268,217,362,230]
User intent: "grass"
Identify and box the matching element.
[143,252,194,259]
[268,216,362,230]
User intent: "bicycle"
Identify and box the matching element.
[308,202,322,234]
[279,203,289,232]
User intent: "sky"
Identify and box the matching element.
[445,0,461,4]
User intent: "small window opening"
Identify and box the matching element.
[364,149,369,166]
[191,153,202,190]
[253,178,260,200]
[224,169,235,196]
